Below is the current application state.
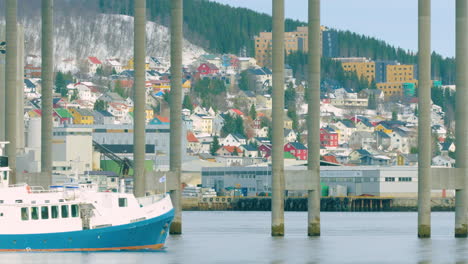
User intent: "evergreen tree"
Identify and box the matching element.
[94,100,108,111]
[182,94,193,111]
[55,71,66,94]
[233,147,239,156]
[96,66,104,76]
[239,70,249,91]
[114,80,126,98]
[210,136,220,155]
[249,104,257,120]
[367,93,376,110]
[111,67,117,75]
[392,111,398,121]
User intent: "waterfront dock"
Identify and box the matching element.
[182,197,455,212]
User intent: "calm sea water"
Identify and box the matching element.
[1,211,467,264]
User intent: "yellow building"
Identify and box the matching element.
[376,82,404,97]
[255,26,326,67]
[386,64,416,83]
[335,57,375,83]
[124,57,150,70]
[374,123,392,134]
[69,108,94,125]
[145,107,154,122]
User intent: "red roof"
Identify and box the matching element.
[156,115,170,123]
[119,80,134,88]
[88,57,102,65]
[187,132,199,143]
[323,155,339,164]
[222,146,242,153]
[231,109,244,116]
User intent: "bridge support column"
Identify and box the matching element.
[169,0,183,235]
[417,0,431,238]
[133,0,146,198]
[41,0,53,186]
[307,0,321,237]
[271,0,285,237]
[455,0,468,238]
[5,0,17,184]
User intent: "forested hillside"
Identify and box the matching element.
[97,0,456,84]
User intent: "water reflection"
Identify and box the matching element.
[1,212,468,264]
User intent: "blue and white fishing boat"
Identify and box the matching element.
[0,142,174,252]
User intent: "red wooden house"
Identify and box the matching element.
[284,142,308,160]
[320,127,339,148]
[197,63,219,75]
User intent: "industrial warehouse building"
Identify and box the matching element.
[202,166,451,198]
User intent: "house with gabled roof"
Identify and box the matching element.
[240,144,259,158]
[69,108,94,125]
[355,119,374,132]
[320,127,338,148]
[92,110,115,125]
[349,149,372,163]
[87,56,102,75]
[390,128,410,153]
[284,142,308,160]
[284,129,297,144]
[216,146,242,157]
[374,131,391,150]
[221,133,247,147]
[332,119,356,145]
[187,132,201,154]
[53,108,73,126]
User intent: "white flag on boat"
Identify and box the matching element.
[159,175,166,183]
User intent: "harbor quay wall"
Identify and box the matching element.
[182,197,455,212]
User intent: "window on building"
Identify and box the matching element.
[71,205,79,218]
[21,208,29,221]
[385,177,395,182]
[31,207,39,220]
[61,205,69,218]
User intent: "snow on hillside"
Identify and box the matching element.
[2,14,205,72]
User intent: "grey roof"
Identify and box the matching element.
[24,79,36,89]
[375,131,391,139]
[75,108,94,116]
[355,149,371,156]
[98,110,114,117]
[288,142,307,150]
[241,144,257,151]
[340,119,356,128]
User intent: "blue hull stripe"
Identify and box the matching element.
[0,209,174,251]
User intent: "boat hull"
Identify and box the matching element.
[0,209,174,252]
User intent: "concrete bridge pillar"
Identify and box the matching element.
[133,0,146,198]
[5,0,18,184]
[417,0,432,238]
[307,0,321,237]
[271,0,285,237]
[41,0,54,186]
[169,0,183,235]
[455,0,468,238]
